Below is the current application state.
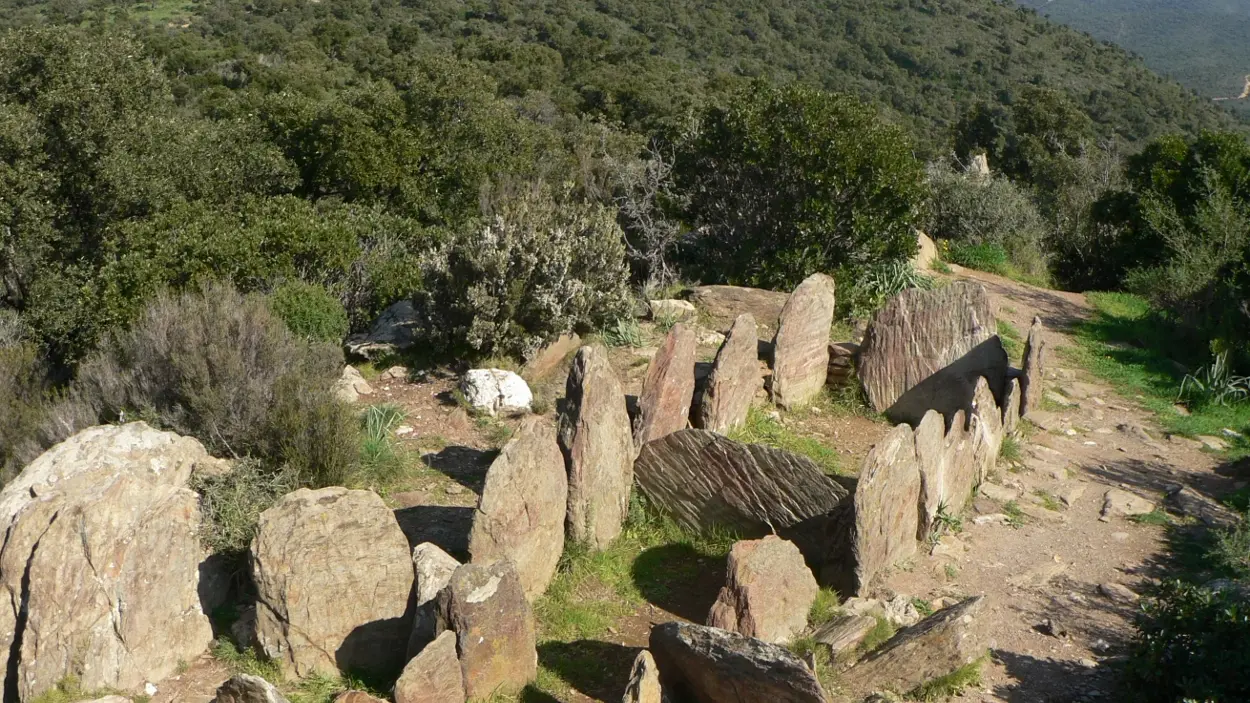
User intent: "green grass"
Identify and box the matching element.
[911,597,935,617]
[600,317,645,348]
[475,415,515,448]
[788,635,840,692]
[211,642,386,703]
[1034,489,1062,512]
[1003,500,1026,529]
[998,434,1023,465]
[29,677,127,703]
[1129,509,1172,526]
[997,319,1024,361]
[908,656,986,701]
[730,405,843,475]
[808,587,842,627]
[859,613,897,653]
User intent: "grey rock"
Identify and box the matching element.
[394,630,465,703]
[697,314,761,434]
[621,650,665,703]
[436,560,537,699]
[635,324,697,447]
[407,543,460,658]
[214,674,291,703]
[1020,317,1047,417]
[771,273,836,410]
[707,536,818,644]
[813,615,876,655]
[848,596,988,697]
[345,300,419,360]
[649,622,825,703]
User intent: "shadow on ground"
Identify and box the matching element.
[993,649,1117,702]
[539,640,639,701]
[393,504,474,558]
[631,543,726,622]
[421,444,495,493]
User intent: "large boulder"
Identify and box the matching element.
[559,345,635,550]
[345,300,420,360]
[857,282,1005,425]
[436,560,537,699]
[771,273,836,410]
[214,674,290,703]
[407,543,460,657]
[622,650,665,703]
[461,369,533,416]
[395,630,465,703]
[0,423,220,701]
[849,596,989,696]
[469,417,567,600]
[649,622,825,703]
[687,285,790,338]
[1020,316,1047,417]
[252,487,413,678]
[634,324,697,447]
[696,313,761,434]
[634,429,848,534]
[707,536,818,644]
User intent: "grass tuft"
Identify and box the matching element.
[1034,489,1062,512]
[1129,509,1171,526]
[808,587,842,627]
[1003,500,1026,529]
[730,405,842,475]
[997,319,1024,361]
[859,613,897,653]
[908,656,986,701]
[998,434,1023,465]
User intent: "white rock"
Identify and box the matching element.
[648,299,697,322]
[461,369,533,416]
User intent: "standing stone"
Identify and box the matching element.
[771,274,836,410]
[914,409,947,540]
[707,536,818,644]
[408,543,460,658]
[697,314,761,434]
[832,424,922,597]
[559,345,635,549]
[1020,317,1047,417]
[469,417,567,600]
[436,560,537,699]
[634,429,848,534]
[649,622,825,703]
[622,650,664,703]
[635,324,697,447]
[214,674,291,703]
[849,596,988,697]
[1003,377,1021,435]
[969,377,1004,485]
[857,282,1003,424]
[395,631,465,703]
[0,423,220,702]
[252,487,413,679]
[911,230,939,272]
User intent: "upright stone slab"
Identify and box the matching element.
[1003,377,1021,435]
[214,674,291,703]
[558,345,634,550]
[436,560,537,699]
[1020,317,1047,417]
[394,631,465,703]
[622,650,664,703]
[857,282,1004,425]
[849,596,989,697]
[771,273,836,410]
[969,377,1004,485]
[914,409,947,539]
[707,536,818,644]
[697,313,761,434]
[649,622,825,703]
[634,324,697,447]
[633,429,848,534]
[469,417,567,600]
[407,543,460,658]
[252,487,413,678]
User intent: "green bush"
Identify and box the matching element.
[269,281,350,343]
[420,184,633,360]
[0,343,51,480]
[191,458,297,557]
[948,242,1011,276]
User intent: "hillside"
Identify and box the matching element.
[1017,0,1250,118]
[0,0,1241,152]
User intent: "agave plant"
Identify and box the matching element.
[1178,351,1250,407]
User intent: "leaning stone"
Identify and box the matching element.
[649,622,825,703]
[1020,317,1047,416]
[1003,378,1021,435]
[214,674,291,703]
[771,273,836,410]
[848,596,988,697]
[436,560,537,699]
[1167,485,1240,529]
[649,299,698,322]
[814,615,876,655]
[559,345,635,550]
[345,300,420,359]
[1100,488,1156,520]
[408,543,460,657]
[633,429,847,534]
[521,333,581,382]
[697,313,761,434]
[469,417,566,600]
[969,377,1004,485]
[635,324,697,447]
[395,630,465,703]
[707,536,818,644]
[914,409,947,539]
[912,230,938,272]
[461,369,533,416]
[253,487,413,678]
[621,650,664,703]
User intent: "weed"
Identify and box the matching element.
[1211,513,1250,579]
[530,394,552,415]
[1034,489,1062,512]
[788,636,840,692]
[475,415,514,448]
[192,459,297,561]
[29,677,124,703]
[808,587,841,627]
[653,310,680,334]
[943,562,960,580]
[911,598,935,617]
[1129,509,1172,527]
[859,613,897,653]
[933,501,964,535]
[930,259,953,275]
[1179,351,1250,408]
[416,434,448,452]
[1003,500,1026,528]
[729,406,841,475]
[997,319,1024,360]
[601,317,645,348]
[908,656,985,701]
[998,434,1023,465]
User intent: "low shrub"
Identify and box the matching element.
[191,458,297,557]
[835,260,934,320]
[268,281,349,343]
[0,343,51,480]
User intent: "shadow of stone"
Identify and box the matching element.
[779,500,855,596]
[516,685,561,703]
[538,640,640,701]
[631,544,726,623]
[393,504,474,559]
[336,614,413,684]
[421,445,495,493]
[992,649,1115,702]
[885,336,1008,427]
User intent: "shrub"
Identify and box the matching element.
[191,458,297,557]
[268,281,350,343]
[0,343,51,480]
[835,260,934,320]
[420,184,632,360]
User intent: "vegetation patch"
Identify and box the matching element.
[907,656,985,701]
[730,406,842,475]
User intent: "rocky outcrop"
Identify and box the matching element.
[0,423,220,701]
[622,650,664,703]
[771,273,836,410]
[849,596,988,696]
[688,286,789,337]
[436,560,537,699]
[345,300,420,360]
[252,487,413,678]
[649,622,825,703]
[559,345,635,550]
[633,429,848,534]
[461,369,533,416]
[634,324,697,447]
[707,536,817,644]
[469,417,567,600]
[857,282,1004,425]
[395,631,465,703]
[408,543,460,657]
[1020,316,1047,417]
[696,313,760,434]
[214,674,291,703]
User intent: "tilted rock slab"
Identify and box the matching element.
[469,416,567,600]
[1003,377,1021,435]
[849,596,989,696]
[214,674,291,703]
[915,409,979,539]
[771,273,836,410]
[857,282,1004,425]
[0,423,220,701]
[649,622,825,703]
[395,630,465,703]
[436,559,537,699]
[634,324,697,447]
[1020,316,1047,417]
[696,313,761,434]
[559,345,635,550]
[622,650,664,703]
[969,377,1004,486]
[407,543,460,658]
[707,535,817,644]
[633,429,848,534]
[252,487,413,679]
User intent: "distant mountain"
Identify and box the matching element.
[1017,0,1250,117]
